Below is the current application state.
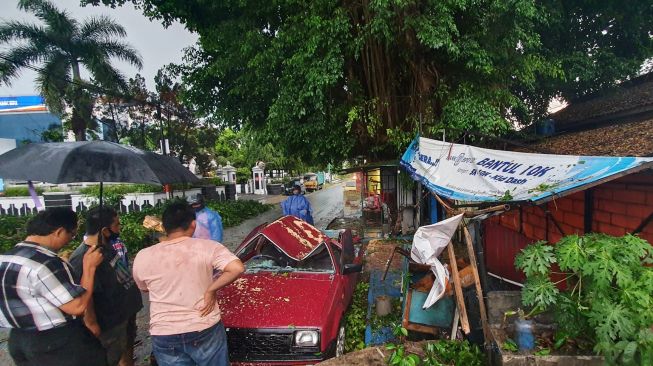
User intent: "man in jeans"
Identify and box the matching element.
[69,207,143,366]
[133,201,244,366]
[0,208,106,366]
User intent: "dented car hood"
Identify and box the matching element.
[253,215,327,261]
[217,272,336,329]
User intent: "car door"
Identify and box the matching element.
[338,229,358,306]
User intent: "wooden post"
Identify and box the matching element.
[462,225,492,343]
[447,240,470,334]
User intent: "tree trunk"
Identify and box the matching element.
[70,61,88,141]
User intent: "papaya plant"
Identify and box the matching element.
[515,234,653,365]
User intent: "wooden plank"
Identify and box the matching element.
[402,290,438,335]
[402,287,412,330]
[450,307,460,340]
[432,191,509,218]
[462,225,492,343]
[447,240,470,334]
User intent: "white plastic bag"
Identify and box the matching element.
[410,214,464,308]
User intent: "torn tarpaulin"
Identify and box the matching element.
[410,214,464,308]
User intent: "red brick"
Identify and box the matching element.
[598,200,628,215]
[639,232,653,244]
[522,223,535,240]
[598,222,626,237]
[572,200,586,214]
[611,214,640,231]
[533,225,546,240]
[555,198,574,211]
[558,223,576,236]
[593,210,611,224]
[603,182,628,190]
[618,190,648,204]
[568,192,585,200]
[500,214,519,231]
[563,212,585,229]
[530,214,547,229]
[647,192,653,205]
[549,209,565,223]
[626,184,653,193]
[594,189,613,200]
[618,173,653,184]
[548,231,563,244]
[626,204,652,219]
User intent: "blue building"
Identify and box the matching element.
[0,95,63,144]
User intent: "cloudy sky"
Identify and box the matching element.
[0,0,198,96]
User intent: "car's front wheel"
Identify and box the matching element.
[335,322,345,357]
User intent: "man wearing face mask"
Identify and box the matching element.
[69,207,143,366]
[191,194,224,243]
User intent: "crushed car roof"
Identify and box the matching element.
[257,215,328,261]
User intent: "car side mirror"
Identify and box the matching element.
[343,263,363,275]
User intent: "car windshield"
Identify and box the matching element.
[244,238,334,274]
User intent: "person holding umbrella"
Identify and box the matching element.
[69,207,143,366]
[0,208,106,366]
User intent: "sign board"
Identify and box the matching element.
[0,96,47,113]
[401,136,653,203]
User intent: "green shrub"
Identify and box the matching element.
[422,340,485,366]
[0,199,272,255]
[206,200,273,228]
[79,184,161,196]
[2,186,44,197]
[344,281,369,352]
[0,215,30,252]
[203,177,225,186]
[516,234,653,365]
[236,167,251,184]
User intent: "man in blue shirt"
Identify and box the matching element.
[191,194,224,242]
[281,185,314,225]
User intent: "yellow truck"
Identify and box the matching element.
[303,172,324,192]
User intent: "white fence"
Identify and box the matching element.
[0,188,206,217]
[235,182,252,194]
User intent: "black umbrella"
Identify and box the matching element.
[0,141,200,250]
[0,140,199,216]
[0,141,199,185]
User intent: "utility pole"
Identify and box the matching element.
[157,102,172,198]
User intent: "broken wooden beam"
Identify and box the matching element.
[446,240,470,334]
[462,225,491,343]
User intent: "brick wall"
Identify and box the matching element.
[483,171,653,281]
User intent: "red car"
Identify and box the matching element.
[217,215,363,365]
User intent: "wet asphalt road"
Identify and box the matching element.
[0,183,345,366]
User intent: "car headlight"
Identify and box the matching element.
[294,330,319,347]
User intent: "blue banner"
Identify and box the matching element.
[0,96,47,113]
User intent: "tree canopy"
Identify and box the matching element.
[84,0,653,164]
[0,0,142,141]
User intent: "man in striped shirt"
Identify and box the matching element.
[0,208,106,366]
